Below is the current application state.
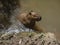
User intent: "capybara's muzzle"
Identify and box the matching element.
[35,16,42,21]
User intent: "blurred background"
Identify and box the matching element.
[20,0,60,40]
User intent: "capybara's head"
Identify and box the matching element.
[27,11,42,21]
[17,11,42,27]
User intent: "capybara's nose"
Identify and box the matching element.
[36,16,42,21]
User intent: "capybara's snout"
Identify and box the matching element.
[35,16,42,21]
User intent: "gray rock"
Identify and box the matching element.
[19,32,59,45]
[0,32,59,45]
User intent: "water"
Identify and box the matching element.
[20,0,60,40]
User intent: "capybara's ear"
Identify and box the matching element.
[30,10,33,12]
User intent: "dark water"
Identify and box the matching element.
[20,0,60,40]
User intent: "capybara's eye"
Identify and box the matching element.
[29,12,31,15]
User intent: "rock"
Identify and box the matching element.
[0,33,14,40]
[19,32,59,45]
[0,32,59,45]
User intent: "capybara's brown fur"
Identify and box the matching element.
[16,11,44,33]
